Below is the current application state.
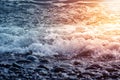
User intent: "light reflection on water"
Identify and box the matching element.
[0,1,120,60]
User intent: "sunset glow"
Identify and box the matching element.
[103,0,120,12]
[96,0,120,38]
[52,0,120,44]
[79,0,120,40]
[50,0,120,55]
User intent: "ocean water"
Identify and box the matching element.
[0,0,120,59]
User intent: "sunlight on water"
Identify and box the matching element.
[47,0,120,58]
[101,0,120,11]
[0,1,120,59]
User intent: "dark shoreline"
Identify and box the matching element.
[0,52,120,80]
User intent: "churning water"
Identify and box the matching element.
[0,0,120,60]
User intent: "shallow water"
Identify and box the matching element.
[0,0,120,60]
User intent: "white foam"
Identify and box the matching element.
[0,1,120,59]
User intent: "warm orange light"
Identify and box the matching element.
[103,0,120,12]
[53,0,120,43]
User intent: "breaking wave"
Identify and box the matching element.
[0,0,120,60]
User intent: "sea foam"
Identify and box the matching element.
[0,1,120,60]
